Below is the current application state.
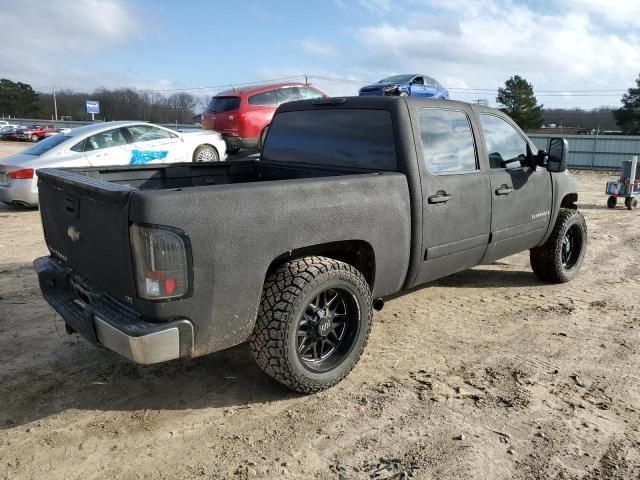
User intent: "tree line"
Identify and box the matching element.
[495,73,640,133]
[0,79,200,124]
[1,75,640,132]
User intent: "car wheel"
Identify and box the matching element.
[607,196,617,208]
[30,134,38,142]
[530,208,587,283]
[625,197,638,210]
[250,256,373,394]
[193,144,219,162]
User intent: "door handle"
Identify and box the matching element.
[495,185,513,196]
[428,191,452,204]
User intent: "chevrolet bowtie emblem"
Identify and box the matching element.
[67,226,81,242]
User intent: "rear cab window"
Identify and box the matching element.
[206,96,240,112]
[262,109,397,170]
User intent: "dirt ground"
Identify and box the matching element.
[0,140,638,480]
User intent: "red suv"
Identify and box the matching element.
[201,82,327,152]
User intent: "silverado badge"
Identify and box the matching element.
[67,226,81,242]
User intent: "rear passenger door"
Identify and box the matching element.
[414,107,491,285]
[80,128,136,166]
[478,113,552,263]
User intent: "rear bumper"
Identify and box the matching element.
[0,178,39,206]
[34,256,194,364]
[223,135,258,150]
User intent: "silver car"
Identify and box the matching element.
[0,121,227,207]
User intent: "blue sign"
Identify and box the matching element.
[85,100,100,114]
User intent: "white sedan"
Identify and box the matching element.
[0,121,227,206]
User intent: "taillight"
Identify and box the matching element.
[8,168,34,180]
[130,224,191,300]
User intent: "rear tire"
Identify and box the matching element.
[625,197,637,210]
[193,144,219,162]
[530,208,587,283]
[607,196,617,209]
[250,256,373,394]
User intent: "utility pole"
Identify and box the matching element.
[53,86,58,121]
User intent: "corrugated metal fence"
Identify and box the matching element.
[1,117,201,132]
[529,134,640,170]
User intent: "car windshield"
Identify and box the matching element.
[378,74,415,84]
[22,135,72,156]
[206,96,240,113]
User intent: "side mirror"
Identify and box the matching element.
[547,137,568,173]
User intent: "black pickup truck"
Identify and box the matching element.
[34,97,587,393]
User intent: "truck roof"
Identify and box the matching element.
[276,96,496,113]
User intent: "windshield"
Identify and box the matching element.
[378,74,415,84]
[206,96,240,113]
[23,135,72,155]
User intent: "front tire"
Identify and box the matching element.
[250,256,373,394]
[530,208,587,283]
[193,144,219,162]
[607,196,617,208]
[30,134,38,142]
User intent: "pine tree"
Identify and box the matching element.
[496,75,544,130]
[0,79,40,117]
[613,73,640,134]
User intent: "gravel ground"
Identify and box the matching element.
[0,140,638,479]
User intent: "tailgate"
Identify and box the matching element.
[37,168,137,303]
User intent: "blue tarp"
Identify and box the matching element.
[130,150,168,165]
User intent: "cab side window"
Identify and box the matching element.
[419,109,478,174]
[480,114,529,169]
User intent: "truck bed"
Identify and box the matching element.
[60,159,372,191]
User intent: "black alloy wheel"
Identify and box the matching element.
[296,288,360,373]
[561,224,583,270]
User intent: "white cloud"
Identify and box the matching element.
[0,0,148,90]
[564,0,640,28]
[353,0,640,107]
[0,0,136,54]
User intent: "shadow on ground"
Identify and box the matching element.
[0,262,542,428]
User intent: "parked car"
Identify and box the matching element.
[0,125,21,139]
[201,82,327,152]
[33,96,586,393]
[0,121,226,206]
[0,121,9,128]
[44,127,72,138]
[359,74,449,99]
[13,124,57,142]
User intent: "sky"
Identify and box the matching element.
[1,0,639,110]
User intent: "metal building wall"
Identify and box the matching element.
[529,134,640,170]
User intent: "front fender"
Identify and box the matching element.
[538,171,578,245]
